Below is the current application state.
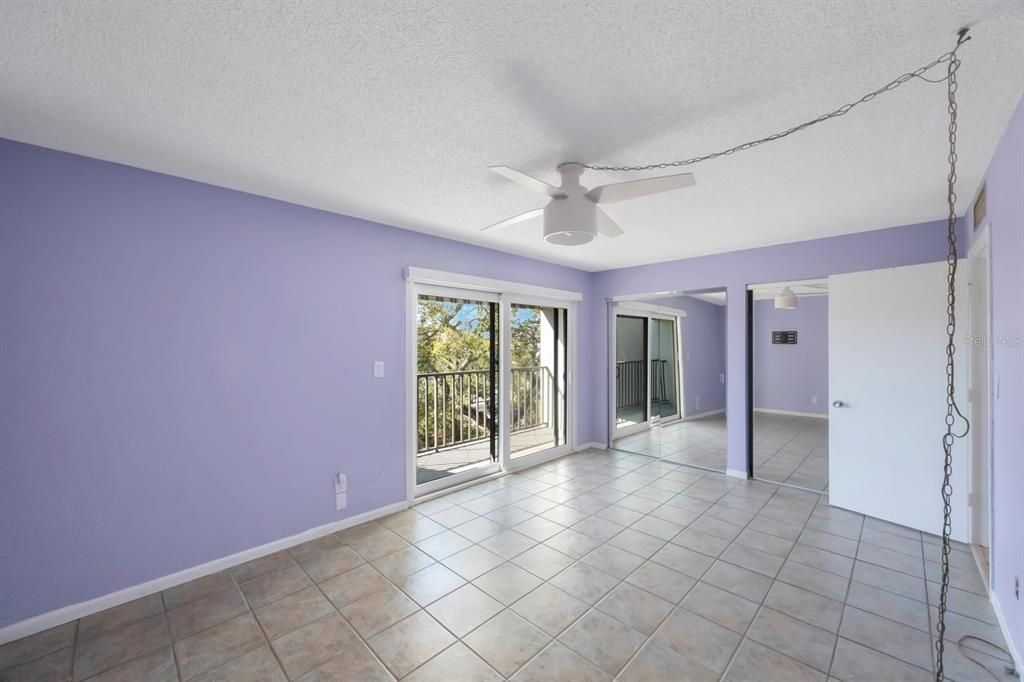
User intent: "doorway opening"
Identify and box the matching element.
[749,279,830,492]
[967,224,992,581]
[608,290,727,471]
[408,271,579,497]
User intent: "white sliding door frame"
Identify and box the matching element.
[502,293,577,472]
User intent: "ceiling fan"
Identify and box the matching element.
[482,162,696,245]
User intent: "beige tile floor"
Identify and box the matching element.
[752,413,829,492]
[1,448,1013,681]
[614,414,728,472]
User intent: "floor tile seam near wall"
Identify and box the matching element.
[158,591,183,682]
[67,619,82,682]
[65,593,175,681]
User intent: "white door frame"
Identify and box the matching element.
[502,294,577,472]
[967,224,993,552]
[607,302,685,443]
[405,269,581,500]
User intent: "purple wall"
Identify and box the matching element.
[966,97,1023,662]
[590,219,956,471]
[0,140,593,628]
[753,297,828,415]
[658,296,727,415]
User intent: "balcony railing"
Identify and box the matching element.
[616,359,671,408]
[416,366,551,454]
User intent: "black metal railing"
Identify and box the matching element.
[616,359,671,408]
[416,366,550,454]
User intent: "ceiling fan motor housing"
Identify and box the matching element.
[544,195,596,245]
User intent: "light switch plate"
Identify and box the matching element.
[373,361,384,378]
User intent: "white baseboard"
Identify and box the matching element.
[577,441,606,450]
[990,590,1023,673]
[726,468,749,479]
[0,499,409,646]
[754,408,828,419]
[684,408,725,421]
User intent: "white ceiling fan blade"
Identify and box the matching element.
[596,208,624,238]
[480,207,544,232]
[586,172,696,204]
[489,166,567,198]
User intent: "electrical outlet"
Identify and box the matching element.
[373,361,385,378]
[719,373,725,384]
[335,492,347,510]
[811,396,818,405]
[1015,576,1020,600]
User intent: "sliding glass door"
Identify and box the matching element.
[415,288,500,490]
[613,311,681,440]
[615,315,648,430]
[411,282,575,496]
[509,303,569,460]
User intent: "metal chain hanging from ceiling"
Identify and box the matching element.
[936,28,972,682]
[582,36,970,173]
[583,31,973,681]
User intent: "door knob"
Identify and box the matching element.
[832,400,846,408]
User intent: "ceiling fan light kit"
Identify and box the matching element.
[544,195,596,245]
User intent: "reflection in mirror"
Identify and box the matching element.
[610,290,727,472]
[750,279,829,492]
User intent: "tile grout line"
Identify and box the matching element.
[823,506,865,678]
[451,458,711,677]
[159,591,184,682]
[405,454,722,678]
[462,460,725,679]
[718,485,825,679]
[68,618,81,682]
[225,569,294,681]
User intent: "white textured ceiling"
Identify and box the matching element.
[2,1,1022,271]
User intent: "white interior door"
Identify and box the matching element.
[829,261,969,541]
